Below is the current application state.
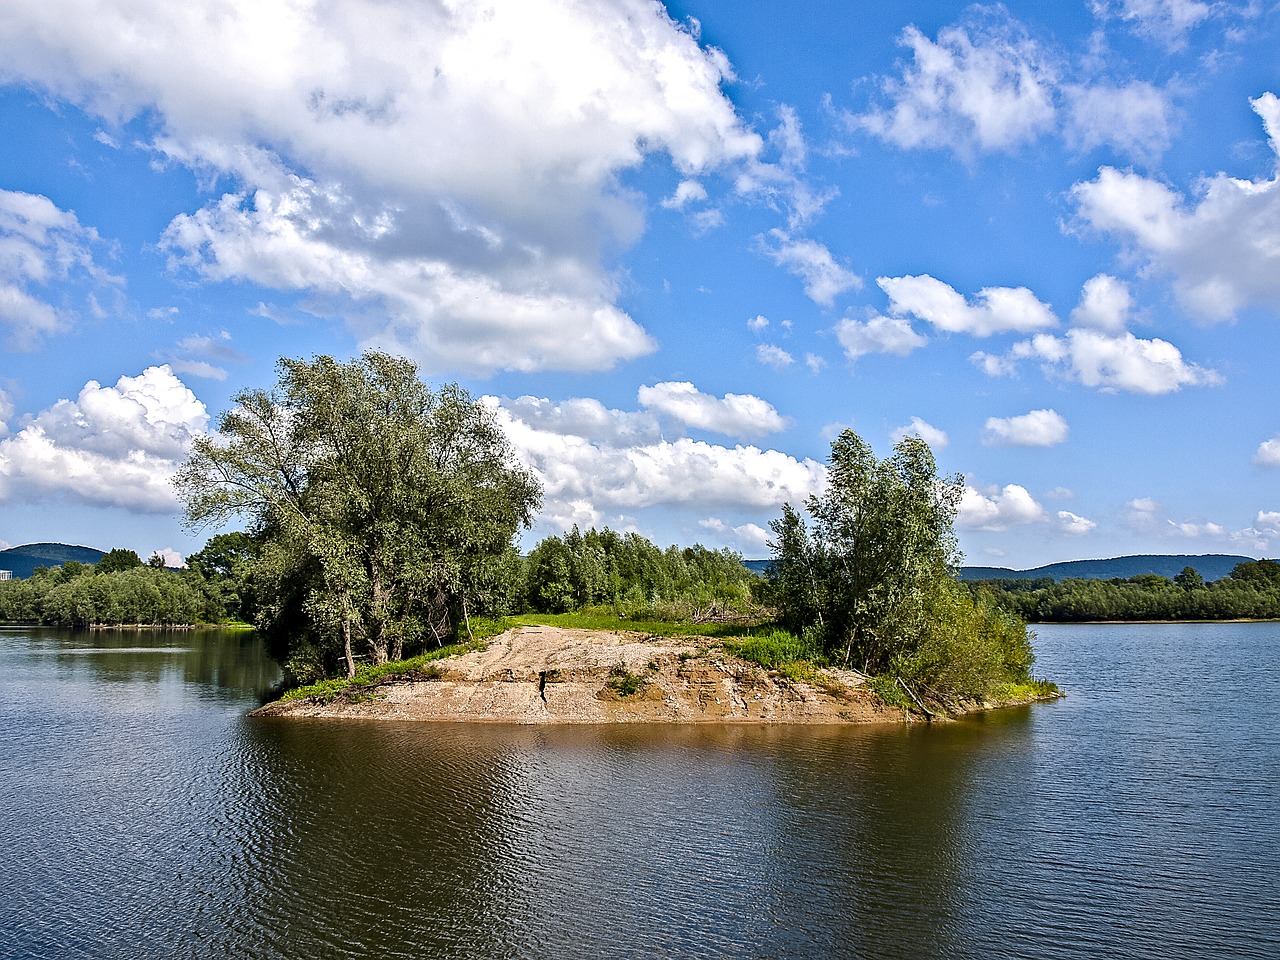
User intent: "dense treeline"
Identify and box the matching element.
[972,561,1280,622]
[524,526,756,616]
[0,554,229,627]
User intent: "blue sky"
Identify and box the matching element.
[1,0,1277,568]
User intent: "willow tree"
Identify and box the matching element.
[769,429,963,674]
[175,352,541,678]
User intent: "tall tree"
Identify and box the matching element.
[175,352,541,678]
[770,429,964,673]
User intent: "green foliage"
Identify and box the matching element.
[767,429,1037,700]
[0,564,223,628]
[175,352,541,679]
[96,548,144,574]
[973,561,1280,622]
[279,638,482,702]
[722,628,823,670]
[606,662,646,697]
[523,526,756,615]
[893,579,1036,699]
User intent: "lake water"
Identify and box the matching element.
[1,622,1276,959]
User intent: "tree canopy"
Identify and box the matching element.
[768,429,1033,697]
[175,352,541,679]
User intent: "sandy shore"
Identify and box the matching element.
[254,625,1050,724]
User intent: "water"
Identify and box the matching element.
[1,623,1276,959]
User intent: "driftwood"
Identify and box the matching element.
[896,676,936,720]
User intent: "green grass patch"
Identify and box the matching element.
[279,635,486,703]
[509,608,769,639]
[866,675,913,710]
[722,628,823,670]
[989,678,1061,703]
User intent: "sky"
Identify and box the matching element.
[0,0,1278,570]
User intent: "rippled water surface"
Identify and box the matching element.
[2,623,1277,959]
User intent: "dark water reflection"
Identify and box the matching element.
[1,624,1276,959]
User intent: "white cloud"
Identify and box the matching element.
[891,417,949,450]
[1011,328,1220,394]
[1090,0,1213,49]
[1168,519,1226,538]
[498,396,660,448]
[0,366,208,512]
[1070,93,1280,322]
[662,179,709,210]
[835,314,928,359]
[970,350,1018,377]
[1058,510,1097,536]
[1070,273,1134,333]
[982,408,1069,447]
[2,0,765,374]
[0,189,118,349]
[879,274,1058,337]
[854,15,1057,157]
[759,230,861,306]
[0,388,12,436]
[1253,436,1280,467]
[804,353,826,374]
[746,314,769,332]
[957,483,1046,531]
[637,381,787,440]
[152,547,186,568]
[699,517,770,552]
[756,344,795,368]
[1064,81,1176,164]
[488,396,826,537]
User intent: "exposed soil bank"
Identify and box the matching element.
[255,626,1059,724]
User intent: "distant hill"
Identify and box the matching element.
[743,554,1258,583]
[959,554,1256,583]
[0,543,106,579]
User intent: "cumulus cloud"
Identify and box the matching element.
[878,274,1057,337]
[2,0,766,373]
[1070,93,1280,322]
[1010,328,1220,394]
[498,396,660,448]
[0,366,208,512]
[0,189,119,349]
[1254,436,1280,467]
[746,314,769,332]
[637,381,787,440]
[835,314,928,360]
[982,408,1069,447]
[1070,273,1134,333]
[699,517,770,552]
[759,230,861,306]
[890,417,949,449]
[756,344,795,368]
[488,395,825,537]
[957,483,1046,531]
[1058,510,1097,536]
[853,14,1057,157]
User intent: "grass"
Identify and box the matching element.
[279,631,492,703]
[989,677,1061,703]
[508,608,769,639]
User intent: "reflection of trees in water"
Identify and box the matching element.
[214,721,531,960]
[32,627,281,700]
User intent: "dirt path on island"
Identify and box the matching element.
[256,625,900,724]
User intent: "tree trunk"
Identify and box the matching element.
[342,619,356,679]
